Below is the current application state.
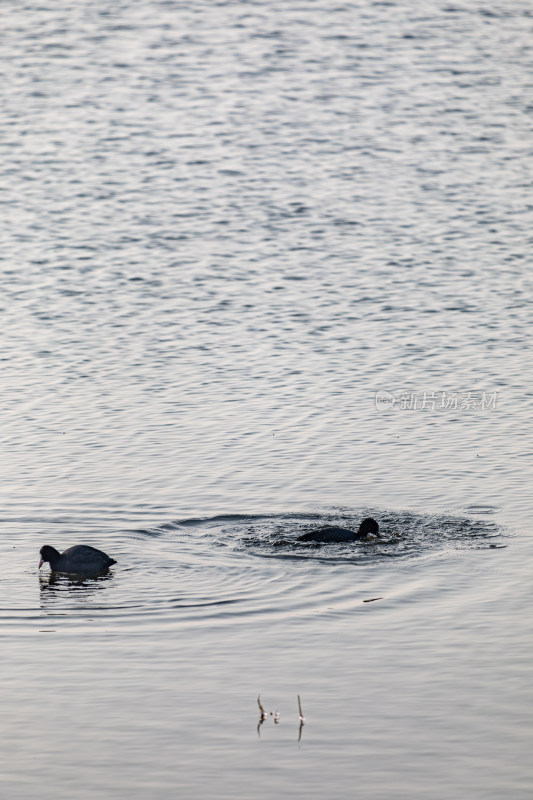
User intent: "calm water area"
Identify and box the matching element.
[1,1,532,797]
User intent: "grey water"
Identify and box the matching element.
[1,0,532,797]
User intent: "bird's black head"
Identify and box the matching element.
[358,517,380,537]
[39,545,60,568]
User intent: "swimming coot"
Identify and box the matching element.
[297,517,380,543]
[39,545,117,575]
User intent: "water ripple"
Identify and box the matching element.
[0,508,503,636]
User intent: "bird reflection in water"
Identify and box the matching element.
[39,569,114,604]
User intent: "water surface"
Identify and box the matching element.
[1,1,532,797]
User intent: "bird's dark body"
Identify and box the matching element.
[39,544,116,574]
[297,526,366,543]
[297,517,380,543]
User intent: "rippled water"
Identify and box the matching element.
[1,1,532,798]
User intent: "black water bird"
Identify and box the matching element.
[297,517,381,543]
[39,544,117,575]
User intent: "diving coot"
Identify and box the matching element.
[297,517,380,543]
[39,544,117,575]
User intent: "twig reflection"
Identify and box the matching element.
[257,695,279,737]
[256,695,305,741]
[298,695,305,742]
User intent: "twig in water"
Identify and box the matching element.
[257,695,267,721]
[297,695,305,742]
[257,695,268,737]
[298,694,305,722]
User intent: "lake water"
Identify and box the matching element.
[1,1,532,797]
